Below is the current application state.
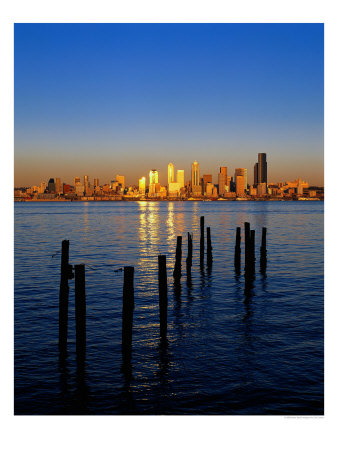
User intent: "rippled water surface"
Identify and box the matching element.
[14,201,324,415]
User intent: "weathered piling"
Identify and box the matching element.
[186,232,193,276]
[173,236,182,280]
[122,266,134,363]
[260,227,267,271]
[244,222,251,272]
[250,229,255,272]
[59,240,73,355]
[234,227,241,272]
[200,216,205,266]
[158,255,168,338]
[75,264,86,359]
[207,227,213,267]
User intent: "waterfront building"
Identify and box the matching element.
[218,172,226,196]
[139,177,146,195]
[149,169,159,185]
[254,162,258,186]
[258,153,267,184]
[74,177,81,186]
[168,182,181,196]
[202,174,212,193]
[84,175,90,195]
[48,178,56,193]
[168,163,175,185]
[116,175,125,191]
[249,185,257,196]
[63,183,71,194]
[177,170,184,189]
[235,168,247,192]
[257,182,267,196]
[75,183,84,196]
[191,161,200,187]
[55,178,62,194]
[205,182,214,197]
[236,175,245,197]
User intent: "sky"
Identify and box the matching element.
[14,23,324,187]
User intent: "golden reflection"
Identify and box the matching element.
[138,202,161,267]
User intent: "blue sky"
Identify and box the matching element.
[14,23,324,186]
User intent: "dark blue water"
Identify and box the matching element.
[14,201,324,415]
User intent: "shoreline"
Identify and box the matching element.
[14,197,323,202]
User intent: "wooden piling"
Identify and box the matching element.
[244,222,251,272]
[158,255,168,338]
[207,227,213,267]
[250,229,255,271]
[75,264,86,359]
[234,227,241,271]
[260,227,267,270]
[122,266,134,362]
[186,232,193,277]
[59,240,71,354]
[173,236,182,280]
[200,216,205,266]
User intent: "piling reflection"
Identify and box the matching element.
[75,358,90,414]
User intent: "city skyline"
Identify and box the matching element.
[15,23,324,186]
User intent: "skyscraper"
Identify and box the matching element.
[48,178,55,193]
[258,153,267,184]
[139,177,146,194]
[236,175,245,197]
[254,163,258,186]
[191,161,200,186]
[55,177,62,194]
[94,178,99,188]
[84,175,90,195]
[116,175,125,191]
[177,170,185,189]
[235,168,247,191]
[149,169,159,185]
[168,163,175,185]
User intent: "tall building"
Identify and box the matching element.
[235,168,247,191]
[149,169,159,185]
[168,163,175,185]
[254,163,258,186]
[55,177,62,194]
[48,178,56,193]
[94,178,99,188]
[258,153,267,184]
[177,170,185,189]
[84,175,90,195]
[191,161,200,187]
[202,174,212,193]
[139,177,146,194]
[74,177,81,186]
[236,175,245,197]
[116,175,125,191]
[218,172,226,195]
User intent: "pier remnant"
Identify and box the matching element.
[260,227,267,272]
[122,266,135,365]
[186,232,193,276]
[200,216,205,266]
[207,227,213,267]
[75,264,86,359]
[173,236,182,280]
[234,227,241,273]
[244,222,251,273]
[250,229,255,272]
[158,255,168,338]
[59,239,73,355]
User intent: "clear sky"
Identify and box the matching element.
[14,23,324,187]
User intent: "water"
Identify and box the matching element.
[14,201,324,415]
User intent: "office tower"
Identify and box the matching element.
[74,176,81,186]
[48,178,56,193]
[235,168,247,191]
[55,178,62,194]
[139,177,146,194]
[149,169,159,185]
[116,175,125,191]
[168,163,175,185]
[218,172,226,195]
[202,174,212,193]
[258,153,267,184]
[94,178,99,188]
[84,175,90,195]
[168,183,181,196]
[40,181,47,193]
[254,163,258,186]
[220,166,227,182]
[191,161,200,186]
[177,170,185,189]
[236,175,245,196]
